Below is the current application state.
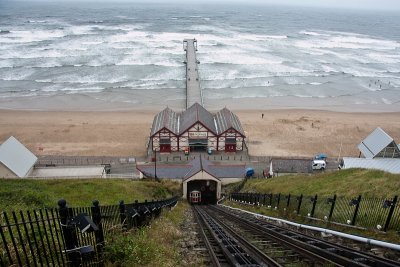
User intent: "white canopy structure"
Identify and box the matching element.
[342,157,400,174]
[357,127,399,159]
[0,136,37,178]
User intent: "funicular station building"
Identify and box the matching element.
[149,103,246,153]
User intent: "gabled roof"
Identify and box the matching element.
[179,103,217,135]
[183,157,217,180]
[215,108,245,136]
[137,157,245,180]
[150,107,179,136]
[137,163,190,179]
[0,136,38,177]
[342,157,400,174]
[358,127,399,159]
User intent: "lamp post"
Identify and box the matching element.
[154,149,157,180]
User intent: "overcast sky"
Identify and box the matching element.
[12,0,400,11]
[250,0,400,10]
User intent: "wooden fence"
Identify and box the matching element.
[230,193,399,232]
[0,197,178,266]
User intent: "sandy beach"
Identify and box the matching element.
[1,107,399,158]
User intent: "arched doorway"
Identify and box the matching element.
[187,180,217,204]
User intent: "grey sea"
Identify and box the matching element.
[0,1,400,111]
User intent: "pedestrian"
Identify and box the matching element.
[262,113,264,119]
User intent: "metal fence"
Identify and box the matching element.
[230,193,399,232]
[0,197,178,267]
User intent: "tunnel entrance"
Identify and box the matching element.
[187,180,217,204]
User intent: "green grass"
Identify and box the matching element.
[0,179,182,211]
[241,169,400,198]
[104,201,202,267]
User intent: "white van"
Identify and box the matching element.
[312,160,326,170]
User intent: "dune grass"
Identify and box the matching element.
[0,178,182,211]
[241,169,400,198]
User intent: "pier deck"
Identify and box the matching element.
[183,39,203,108]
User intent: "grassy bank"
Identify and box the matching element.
[0,179,181,211]
[241,169,400,198]
[104,201,196,267]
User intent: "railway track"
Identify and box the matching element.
[192,205,399,267]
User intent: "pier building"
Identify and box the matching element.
[150,103,245,153]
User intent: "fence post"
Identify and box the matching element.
[297,194,303,214]
[91,200,105,257]
[58,199,79,266]
[119,200,127,229]
[384,196,398,232]
[351,195,362,226]
[328,194,337,221]
[310,195,318,217]
[276,193,281,208]
[269,193,273,206]
[286,194,291,208]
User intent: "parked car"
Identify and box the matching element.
[314,153,327,160]
[312,160,326,170]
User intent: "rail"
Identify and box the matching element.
[209,205,399,266]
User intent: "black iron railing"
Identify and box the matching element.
[0,196,178,267]
[230,193,399,232]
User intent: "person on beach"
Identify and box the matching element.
[262,113,264,119]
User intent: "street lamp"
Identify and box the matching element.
[154,149,157,179]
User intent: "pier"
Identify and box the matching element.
[183,39,203,108]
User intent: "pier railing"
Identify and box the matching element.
[0,197,178,266]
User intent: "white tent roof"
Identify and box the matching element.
[0,136,38,177]
[31,166,105,178]
[357,127,395,159]
[342,157,400,174]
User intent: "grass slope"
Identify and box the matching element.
[0,179,181,211]
[242,169,400,198]
[104,202,202,267]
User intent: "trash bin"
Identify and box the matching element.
[245,167,254,177]
[207,148,212,155]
